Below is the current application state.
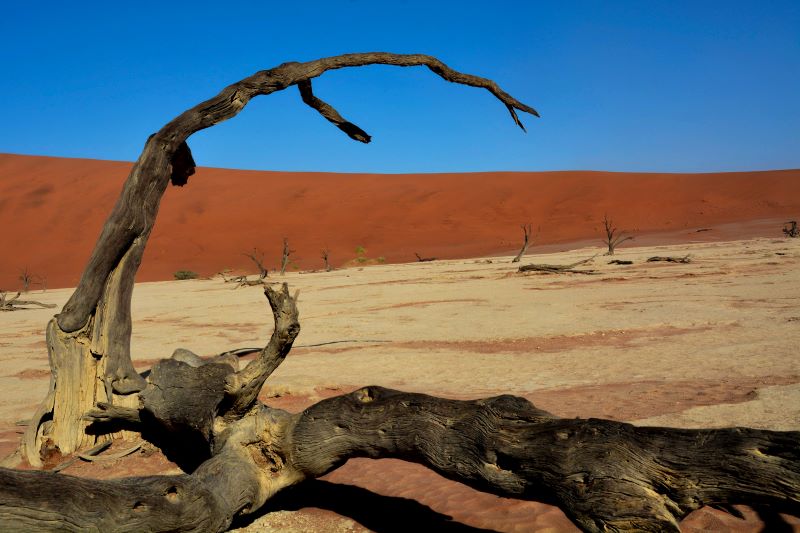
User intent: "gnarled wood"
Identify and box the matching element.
[23,53,538,464]
[10,52,798,532]
[4,384,799,532]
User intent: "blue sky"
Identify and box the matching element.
[1,1,798,173]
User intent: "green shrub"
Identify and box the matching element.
[174,270,199,280]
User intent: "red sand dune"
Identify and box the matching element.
[0,153,798,290]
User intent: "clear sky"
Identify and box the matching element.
[1,1,798,173]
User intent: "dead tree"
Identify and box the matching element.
[415,252,437,262]
[518,255,597,275]
[280,237,295,275]
[18,267,32,293]
[243,247,269,279]
[3,53,798,532]
[511,223,533,263]
[0,291,56,312]
[601,213,633,255]
[784,220,799,238]
[321,248,332,272]
[647,255,692,264]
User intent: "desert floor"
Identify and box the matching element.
[1,237,799,531]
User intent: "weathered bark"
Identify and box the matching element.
[414,253,437,262]
[2,384,799,532]
[601,213,633,255]
[511,223,532,263]
[21,53,537,465]
[518,255,597,274]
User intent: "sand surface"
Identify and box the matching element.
[1,153,798,290]
[1,236,798,531]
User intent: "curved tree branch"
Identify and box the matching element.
[57,52,538,335]
[24,53,538,463]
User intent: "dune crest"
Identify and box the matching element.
[0,153,797,289]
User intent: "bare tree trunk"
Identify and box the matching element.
[601,213,633,255]
[511,223,533,263]
[321,248,332,272]
[280,237,294,276]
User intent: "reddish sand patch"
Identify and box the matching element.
[12,368,50,379]
[1,153,798,289]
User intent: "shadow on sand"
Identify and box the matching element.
[231,479,500,532]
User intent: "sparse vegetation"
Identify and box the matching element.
[783,220,799,238]
[173,270,199,280]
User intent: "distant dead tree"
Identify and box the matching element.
[511,223,533,263]
[280,237,295,275]
[321,248,332,272]
[601,213,633,255]
[18,267,32,293]
[415,252,437,262]
[243,247,269,279]
[784,220,799,238]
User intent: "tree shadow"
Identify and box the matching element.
[754,505,797,533]
[232,479,500,533]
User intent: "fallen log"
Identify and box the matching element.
[0,292,56,312]
[518,255,597,274]
[647,255,692,263]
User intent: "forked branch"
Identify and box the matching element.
[56,53,538,334]
[224,283,300,417]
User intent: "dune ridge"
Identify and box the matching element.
[1,153,798,289]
